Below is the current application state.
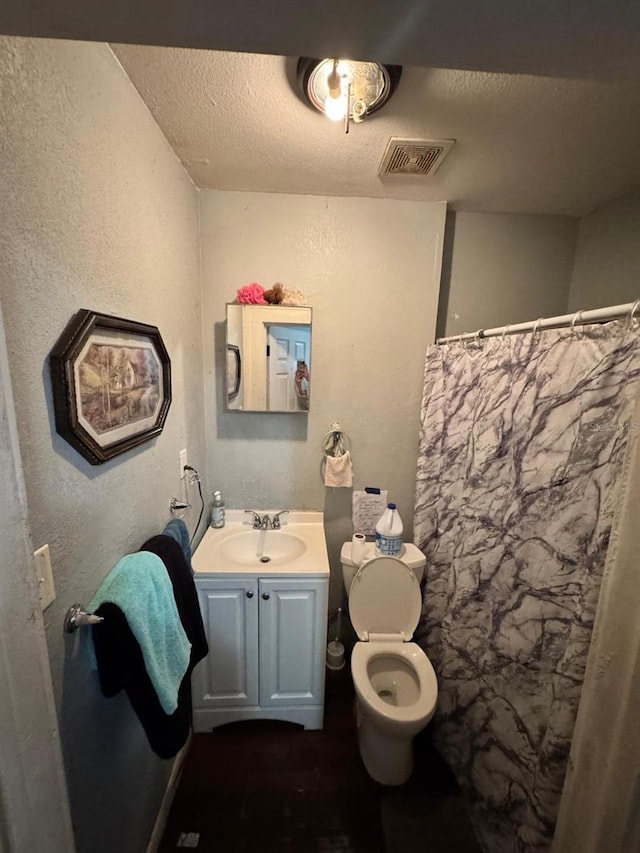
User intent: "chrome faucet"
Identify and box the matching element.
[271,510,289,530]
[245,510,289,530]
[244,510,263,530]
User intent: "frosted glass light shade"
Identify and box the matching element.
[297,58,402,122]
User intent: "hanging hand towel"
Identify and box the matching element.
[91,538,208,759]
[325,450,353,488]
[162,518,193,572]
[88,552,191,715]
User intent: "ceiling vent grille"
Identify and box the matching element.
[379,137,455,177]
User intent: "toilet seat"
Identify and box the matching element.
[346,556,438,785]
[350,556,436,726]
[351,641,438,726]
[349,556,421,642]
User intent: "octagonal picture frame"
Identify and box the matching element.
[49,309,172,465]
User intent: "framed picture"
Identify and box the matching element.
[49,309,171,465]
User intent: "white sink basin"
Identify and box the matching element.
[192,510,330,577]
[220,530,307,566]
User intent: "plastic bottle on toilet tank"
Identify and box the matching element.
[375,503,403,556]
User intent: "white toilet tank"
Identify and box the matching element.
[340,541,426,594]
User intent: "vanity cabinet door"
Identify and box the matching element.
[192,578,259,708]
[258,578,328,707]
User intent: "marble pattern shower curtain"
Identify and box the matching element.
[414,323,640,852]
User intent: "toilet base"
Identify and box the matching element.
[355,701,414,786]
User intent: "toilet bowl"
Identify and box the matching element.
[341,543,438,785]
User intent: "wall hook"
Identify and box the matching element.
[170,498,191,514]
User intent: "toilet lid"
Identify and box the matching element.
[349,556,421,641]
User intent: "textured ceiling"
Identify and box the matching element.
[112,46,640,216]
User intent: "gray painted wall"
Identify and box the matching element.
[568,190,640,311]
[0,300,74,853]
[0,38,206,853]
[200,190,446,607]
[439,211,578,337]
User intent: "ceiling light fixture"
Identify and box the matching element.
[297,58,402,134]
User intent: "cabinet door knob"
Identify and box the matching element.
[262,592,270,600]
[246,591,254,599]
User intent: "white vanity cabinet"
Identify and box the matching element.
[191,512,330,731]
[192,577,259,711]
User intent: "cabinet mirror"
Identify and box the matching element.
[226,304,312,413]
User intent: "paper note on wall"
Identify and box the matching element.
[352,489,388,535]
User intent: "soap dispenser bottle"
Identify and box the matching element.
[211,491,225,528]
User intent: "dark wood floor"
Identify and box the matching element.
[159,666,481,853]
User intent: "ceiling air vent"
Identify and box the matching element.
[379,137,455,177]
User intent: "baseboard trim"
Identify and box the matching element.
[146,733,192,853]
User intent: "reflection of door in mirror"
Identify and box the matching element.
[225,304,312,412]
[267,325,311,412]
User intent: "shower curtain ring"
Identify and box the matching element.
[533,318,543,337]
[623,300,640,336]
[571,310,584,337]
[501,324,511,338]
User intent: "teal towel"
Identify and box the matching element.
[89,552,191,714]
[162,519,192,571]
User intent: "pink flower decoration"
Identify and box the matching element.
[236,283,267,305]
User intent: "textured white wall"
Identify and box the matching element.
[200,190,446,606]
[0,302,74,853]
[0,38,205,853]
[439,211,578,337]
[568,190,640,311]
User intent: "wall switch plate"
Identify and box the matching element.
[34,544,56,611]
[179,448,188,479]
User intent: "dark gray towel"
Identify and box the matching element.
[91,535,207,758]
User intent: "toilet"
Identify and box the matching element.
[341,541,438,785]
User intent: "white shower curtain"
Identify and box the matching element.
[413,322,640,852]
[553,385,640,852]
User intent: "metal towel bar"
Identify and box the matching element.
[64,603,104,634]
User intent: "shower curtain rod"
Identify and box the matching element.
[436,300,640,345]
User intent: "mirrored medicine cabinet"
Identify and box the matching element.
[226,304,312,413]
